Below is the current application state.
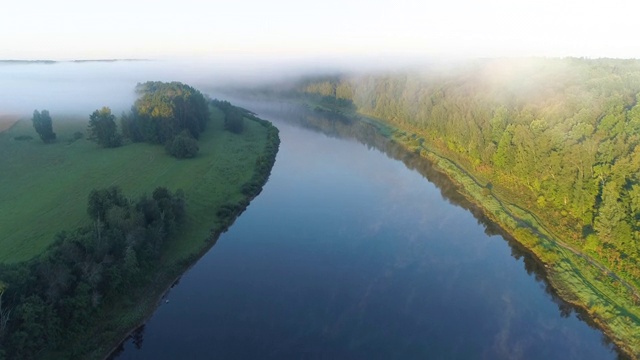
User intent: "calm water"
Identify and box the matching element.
[115,101,618,359]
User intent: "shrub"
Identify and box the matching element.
[166,131,199,159]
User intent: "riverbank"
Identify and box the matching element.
[0,107,280,359]
[361,116,640,359]
[265,95,638,358]
[95,115,279,360]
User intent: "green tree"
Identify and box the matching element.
[131,81,209,144]
[224,107,244,134]
[166,131,199,158]
[31,110,56,143]
[87,107,122,148]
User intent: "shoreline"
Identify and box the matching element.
[99,118,280,360]
[103,227,223,359]
[249,94,639,358]
[275,97,637,359]
[379,121,639,359]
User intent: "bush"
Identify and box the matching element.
[224,108,244,134]
[13,135,33,141]
[166,131,199,159]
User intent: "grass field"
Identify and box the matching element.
[0,107,267,264]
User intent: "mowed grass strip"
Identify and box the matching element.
[0,108,267,263]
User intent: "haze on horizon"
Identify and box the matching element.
[1,0,637,61]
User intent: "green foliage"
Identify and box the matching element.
[0,186,186,358]
[0,108,280,358]
[31,110,56,143]
[165,131,199,158]
[123,81,209,144]
[0,112,267,263]
[87,186,128,222]
[224,107,245,134]
[87,107,122,148]
[294,59,640,356]
[297,59,640,288]
[211,99,246,134]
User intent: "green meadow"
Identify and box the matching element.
[0,107,267,264]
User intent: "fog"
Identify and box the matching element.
[0,59,273,116]
[0,54,455,117]
[0,55,574,120]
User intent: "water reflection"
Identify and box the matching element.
[227,98,623,357]
[115,97,622,359]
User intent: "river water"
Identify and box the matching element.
[114,101,619,359]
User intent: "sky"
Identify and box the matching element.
[0,0,637,60]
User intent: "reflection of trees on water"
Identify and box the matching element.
[108,325,145,359]
[242,98,620,355]
[112,96,622,358]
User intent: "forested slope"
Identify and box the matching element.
[299,58,640,286]
[287,58,640,357]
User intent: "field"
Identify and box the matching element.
[0,107,267,264]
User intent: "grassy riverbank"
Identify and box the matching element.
[84,112,279,360]
[0,106,280,358]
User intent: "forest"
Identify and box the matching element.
[297,58,640,288]
[0,187,186,359]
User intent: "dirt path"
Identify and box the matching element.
[0,115,20,133]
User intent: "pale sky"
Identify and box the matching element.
[0,0,637,60]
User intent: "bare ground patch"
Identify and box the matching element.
[0,114,20,133]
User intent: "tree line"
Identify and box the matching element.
[0,186,185,359]
[32,81,239,159]
[297,58,640,287]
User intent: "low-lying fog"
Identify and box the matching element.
[0,59,284,116]
[0,55,441,117]
[0,60,228,116]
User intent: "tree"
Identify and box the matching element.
[224,107,244,134]
[87,107,122,148]
[165,131,199,158]
[130,82,209,144]
[31,110,56,143]
[87,186,128,222]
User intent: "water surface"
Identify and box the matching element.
[115,103,618,359]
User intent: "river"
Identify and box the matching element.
[114,100,619,359]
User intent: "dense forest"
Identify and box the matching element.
[296,58,640,301]
[120,81,210,158]
[0,187,186,358]
[124,81,209,143]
